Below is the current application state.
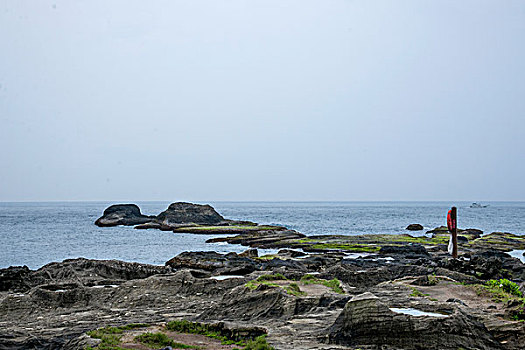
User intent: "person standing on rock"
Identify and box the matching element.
[447,206,458,258]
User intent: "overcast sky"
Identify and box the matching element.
[0,1,524,202]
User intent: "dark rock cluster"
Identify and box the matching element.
[95,202,226,228]
[1,244,524,349]
[94,202,289,237]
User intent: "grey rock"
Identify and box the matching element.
[1,251,524,350]
[0,265,30,292]
[427,225,450,234]
[327,292,502,349]
[95,204,153,227]
[1,258,171,293]
[437,250,525,281]
[457,235,469,243]
[165,251,259,275]
[406,224,424,231]
[156,202,225,225]
[277,249,307,258]
[206,229,306,249]
[96,202,228,229]
[379,244,430,258]
[446,298,467,306]
[239,249,259,258]
[460,228,483,239]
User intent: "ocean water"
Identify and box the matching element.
[0,201,523,269]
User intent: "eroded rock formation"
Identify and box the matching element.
[1,245,524,349]
[327,292,501,349]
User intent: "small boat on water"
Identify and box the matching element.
[470,202,488,208]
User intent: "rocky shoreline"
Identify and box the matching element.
[1,203,524,349]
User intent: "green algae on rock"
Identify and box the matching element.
[210,230,525,255]
[469,232,525,251]
[172,224,285,234]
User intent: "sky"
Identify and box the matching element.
[0,0,524,202]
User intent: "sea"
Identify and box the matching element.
[1,201,524,269]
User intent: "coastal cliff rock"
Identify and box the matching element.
[94,204,153,227]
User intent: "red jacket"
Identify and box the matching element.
[447,210,456,232]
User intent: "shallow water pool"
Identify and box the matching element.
[389,307,449,318]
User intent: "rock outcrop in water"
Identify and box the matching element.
[95,202,285,234]
[94,204,154,227]
[95,202,226,228]
[406,223,424,230]
[156,202,226,225]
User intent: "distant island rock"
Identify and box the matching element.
[94,202,290,236]
[156,202,226,225]
[95,202,226,228]
[94,204,154,227]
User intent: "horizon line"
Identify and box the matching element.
[1,199,524,203]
